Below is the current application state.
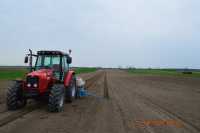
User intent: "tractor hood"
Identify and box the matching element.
[27,69,53,78]
[26,69,54,93]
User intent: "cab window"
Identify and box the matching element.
[62,56,68,72]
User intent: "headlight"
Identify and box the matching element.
[27,83,31,87]
[33,83,38,88]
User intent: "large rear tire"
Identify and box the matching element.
[66,76,77,103]
[7,82,26,110]
[48,84,65,112]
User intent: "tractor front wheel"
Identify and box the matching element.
[48,84,65,112]
[7,82,27,110]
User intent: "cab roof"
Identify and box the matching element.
[37,50,68,56]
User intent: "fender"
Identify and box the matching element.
[64,70,75,87]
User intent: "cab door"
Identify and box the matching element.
[61,56,69,81]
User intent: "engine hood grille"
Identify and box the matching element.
[26,76,39,85]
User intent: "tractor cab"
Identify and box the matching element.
[25,50,72,81]
[35,51,71,81]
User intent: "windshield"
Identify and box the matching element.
[35,55,60,70]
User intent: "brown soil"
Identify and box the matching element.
[0,70,199,133]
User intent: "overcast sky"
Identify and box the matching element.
[0,0,200,68]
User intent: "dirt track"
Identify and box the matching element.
[0,70,200,133]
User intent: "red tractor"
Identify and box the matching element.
[7,49,77,112]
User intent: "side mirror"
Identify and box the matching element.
[24,56,28,63]
[69,49,72,55]
[67,56,72,64]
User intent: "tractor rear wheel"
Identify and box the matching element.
[7,82,27,110]
[48,84,65,112]
[66,76,77,103]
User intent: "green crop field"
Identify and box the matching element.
[74,67,97,75]
[0,67,97,80]
[127,69,200,78]
[0,69,28,80]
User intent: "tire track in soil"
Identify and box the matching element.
[105,71,130,133]
[135,92,200,133]
[107,70,200,133]
[109,88,129,133]
[59,71,106,133]
[103,71,109,99]
[0,106,7,113]
[107,84,131,133]
[74,71,124,133]
[75,77,104,132]
[0,71,103,128]
[0,103,43,127]
[85,72,104,89]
